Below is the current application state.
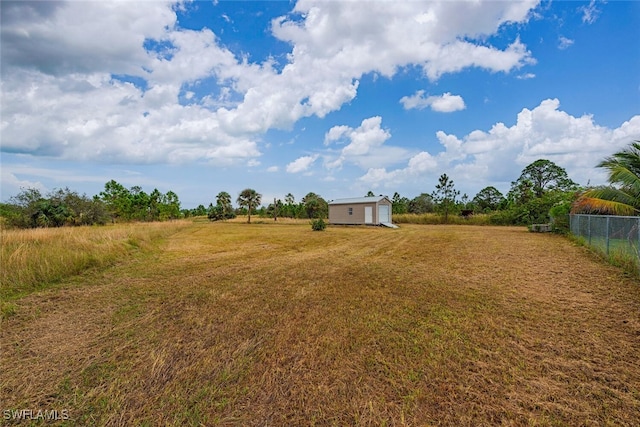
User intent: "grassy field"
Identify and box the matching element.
[1,221,639,425]
[1,221,192,301]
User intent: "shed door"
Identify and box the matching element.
[378,205,390,223]
[364,206,373,224]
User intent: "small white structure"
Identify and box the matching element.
[328,196,395,226]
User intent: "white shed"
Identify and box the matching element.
[328,196,395,226]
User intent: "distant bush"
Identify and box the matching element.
[488,210,521,225]
[311,218,327,231]
[3,188,109,229]
[207,205,236,221]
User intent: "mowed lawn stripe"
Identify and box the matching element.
[1,222,639,425]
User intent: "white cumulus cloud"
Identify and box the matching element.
[400,91,466,112]
[286,155,318,173]
[359,151,438,189]
[324,117,409,170]
[358,99,640,195]
[1,0,540,168]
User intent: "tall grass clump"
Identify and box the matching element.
[393,213,492,225]
[0,221,190,300]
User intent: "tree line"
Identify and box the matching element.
[2,141,637,229]
[0,180,182,228]
[199,190,329,223]
[389,158,580,227]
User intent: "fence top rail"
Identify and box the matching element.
[570,214,640,220]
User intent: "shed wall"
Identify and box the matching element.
[329,199,392,225]
[329,202,374,224]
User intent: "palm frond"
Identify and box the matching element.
[586,141,640,215]
[598,141,640,176]
[584,186,638,207]
[604,166,640,197]
[572,196,638,216]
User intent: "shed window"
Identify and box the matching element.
[348,207,353,215]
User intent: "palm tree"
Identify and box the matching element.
[216,191,233,219]
[237,188,261,223]
[573,141,640,215]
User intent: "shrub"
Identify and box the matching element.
[549,202,571,234]
[311,218,327,231]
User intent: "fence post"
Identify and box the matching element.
[588,215,591,245]
[605,216,610,255]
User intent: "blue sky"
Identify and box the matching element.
[1,0,639,208]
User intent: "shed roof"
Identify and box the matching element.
[328,196,390,205]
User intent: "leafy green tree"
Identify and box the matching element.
[512,159,577,198]
[473,186,505,212]
[302,192,328,219]
[432,174,460,223]
[148,189,162,220]
[10,187,43,209]
[160,190,181,220]
[207,203,224,221]
[365,190,375,197]
[99,180,132,222]
[408,193,434,214]
[266,198,283,221]
[6,187,107,228]
[573,141,640,215]
[281,193,299,218]
[8,188,44,228]
[49,187,107,226]
[130,186,150,221]
[0,202,22,226]
[392,192,409,214]
[237,188,261,223]
[192,204,207,216]
[500,160,578,225]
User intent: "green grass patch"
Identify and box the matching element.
[570,234,640,277]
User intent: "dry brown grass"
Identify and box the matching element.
[1,223,639,426]
[393,213,492,225]
[0,221,191,301]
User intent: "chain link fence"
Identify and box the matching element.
[570,214,640,271]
